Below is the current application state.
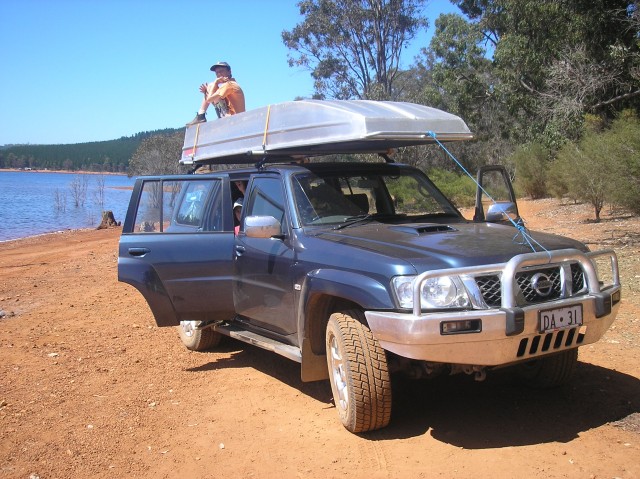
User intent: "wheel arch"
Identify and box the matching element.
[300,269,394,354]
[297,269,394,382]
[304,293,358,354]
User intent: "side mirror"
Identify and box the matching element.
[244,215,282,238]
[473,165,522,226]
[485,202,519,222]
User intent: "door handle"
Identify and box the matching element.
[128,247,150,257]
[235,245,245,257]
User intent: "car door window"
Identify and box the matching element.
[244,177,286,234]
[133,178,222,233]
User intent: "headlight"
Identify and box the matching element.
[392,275,471,310]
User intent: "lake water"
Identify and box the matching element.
[0,171,137,242]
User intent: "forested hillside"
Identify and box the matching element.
[0,128,180,173]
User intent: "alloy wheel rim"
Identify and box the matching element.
[329,334,348,411]
[180,320,197,337]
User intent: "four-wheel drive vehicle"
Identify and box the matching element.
[118,101,621,433]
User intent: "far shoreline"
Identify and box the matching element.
[0,167,128,176]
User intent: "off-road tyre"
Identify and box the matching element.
[326,310,392,433]
[177,321,223,351]
[516,348,578,389]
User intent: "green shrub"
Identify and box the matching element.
[605,112,640,214]
[551,110,640,220]
[511,142,550,199]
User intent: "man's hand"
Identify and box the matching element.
[199,83,208,94]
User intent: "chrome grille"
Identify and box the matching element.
[571,263,585,291]
[516,267,562,303]
[475,275,501,307]
[474,263,586,307]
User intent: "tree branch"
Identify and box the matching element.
[590,89,640,110]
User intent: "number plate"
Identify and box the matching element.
[539,305,583,333]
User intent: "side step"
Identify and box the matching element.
[213,322,302,363]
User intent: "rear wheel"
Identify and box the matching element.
[326,310,392,433]
[516,349,578,388]
[178,321,223,351]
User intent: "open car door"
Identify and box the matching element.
[118,176,235,327]
[473,165,522,226]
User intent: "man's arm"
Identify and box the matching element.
[205,79,229,104]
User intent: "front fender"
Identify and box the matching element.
[304,268,395,310]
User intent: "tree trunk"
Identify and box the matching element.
[97,210,120,229]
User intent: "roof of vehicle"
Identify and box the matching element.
[188,160,421,178]
[181,100,473,166]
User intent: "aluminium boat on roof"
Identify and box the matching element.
[181,99,473,165]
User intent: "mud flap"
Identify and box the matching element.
[300,338,329,382]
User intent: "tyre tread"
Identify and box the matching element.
[518,348,578,388]
[177,323,223,351]
[328,310,391,433]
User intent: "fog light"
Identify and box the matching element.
[440,319,481,335]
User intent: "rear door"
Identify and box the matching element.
[118,175,235,326]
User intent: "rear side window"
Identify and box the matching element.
[133,178,223,233]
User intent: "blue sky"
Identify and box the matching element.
[0,0,459,145]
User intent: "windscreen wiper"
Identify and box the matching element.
[333,214,374,230]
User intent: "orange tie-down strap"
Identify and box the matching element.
[262,104,272,150]
[183,123,201,158]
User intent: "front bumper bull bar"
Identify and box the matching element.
[365,249,621,366]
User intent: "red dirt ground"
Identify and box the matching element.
[1,198,639,479]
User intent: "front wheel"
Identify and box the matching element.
[326,310,392,433]
[516,349,578,388]
[177,321,223,351]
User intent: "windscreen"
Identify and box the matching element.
[292,169,460,226]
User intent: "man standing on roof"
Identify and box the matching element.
[186,61,246,126]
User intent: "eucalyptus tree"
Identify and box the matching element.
[128,132,189,176]
[282,0,428,100]
[407,12,512,172]
[450,0,640,146]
